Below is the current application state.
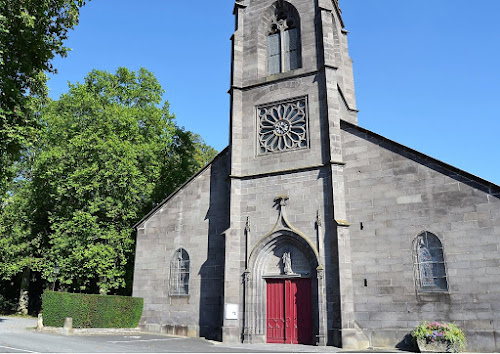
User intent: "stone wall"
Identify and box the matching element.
[132,149,230,340]
[231,74,325,178]
[237,0,319,86]
[231,166,339,345]
[342,121,500,352]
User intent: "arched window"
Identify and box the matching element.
[267,2,301,75]
[413,232,448,292]
[169,248,190,296]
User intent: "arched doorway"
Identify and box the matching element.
[243,230,320,344]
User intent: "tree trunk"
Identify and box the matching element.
[17,268,30,315]
[99,276,108,295]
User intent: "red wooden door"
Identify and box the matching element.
[295,278,312,344]
[267,279,285,343]
[266,278,312,344]
[284,279,296,344]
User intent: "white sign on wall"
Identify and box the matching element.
[225,303,238,320]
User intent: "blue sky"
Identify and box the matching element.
[48,0,500,184]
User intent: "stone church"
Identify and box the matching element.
[132,0,500,351]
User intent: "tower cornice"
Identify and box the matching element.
[233,0,246,13]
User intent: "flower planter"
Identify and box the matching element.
[412,322,466,353]
[417,338,460,353]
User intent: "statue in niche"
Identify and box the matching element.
[418,238,434,288]
[282,249,294,275]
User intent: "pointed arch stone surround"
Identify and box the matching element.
[243,229,325,344]
[241,196,326,344]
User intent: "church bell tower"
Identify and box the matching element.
[222,0,368,349]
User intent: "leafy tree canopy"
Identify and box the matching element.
[0,0,87,198]
[0,67,217,295]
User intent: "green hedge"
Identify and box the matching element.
[42,291,143,328]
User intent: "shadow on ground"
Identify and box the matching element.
[395,333,417,352]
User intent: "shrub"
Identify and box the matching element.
[412,321,467,352]
[42,291,143,328]
[0,294,17,314]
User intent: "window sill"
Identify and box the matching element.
[416,291,450,302]
[417,286,449,294]
[236,67,313,90]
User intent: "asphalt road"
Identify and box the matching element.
[0,316,346,353]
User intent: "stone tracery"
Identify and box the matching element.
[258,97,308,154]
[266,1,301,74]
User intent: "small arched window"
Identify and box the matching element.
[413,232,448,292]
[169,248,190,296]
[267,3,301,75]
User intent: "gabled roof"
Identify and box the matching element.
[341,120,500,198]
[134,121,499,230]
[133,146,230,229]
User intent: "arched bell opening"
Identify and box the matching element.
[257,1,303,77]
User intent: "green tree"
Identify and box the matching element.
[152,128,218,204]
[30,68,176,294]
[0,176,38,313]
[0,179,34,280]
[193,133,219,168]
[1,67,217,296]
[0,0,87,198]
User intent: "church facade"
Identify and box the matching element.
[132,0,500,351]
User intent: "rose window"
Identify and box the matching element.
[258,97,308,154]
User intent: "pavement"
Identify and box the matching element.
[0,316,408,353]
